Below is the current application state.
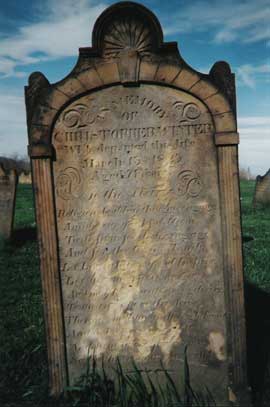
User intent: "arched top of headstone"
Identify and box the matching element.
[0,161,18,181]
[26,0,238,153]
[0,157,17,173]
[91,1,164,58]
[256,168,270,182]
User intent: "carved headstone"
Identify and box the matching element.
[25,2,250,405]
[0,165,17,239]
[253,169,270,207]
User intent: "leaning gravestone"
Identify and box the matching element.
[0,165,17,239]
[25,2,250,405]
[253,169,270,207]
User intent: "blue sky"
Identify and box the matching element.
[0,0,269,175]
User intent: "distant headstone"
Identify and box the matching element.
[253,169,270,207]
[0,156,31,183]
[25,2,250,405]
[0,165,17,239]
[0,157,17,172]
[19,171,32,184]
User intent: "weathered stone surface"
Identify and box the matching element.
[19,171,32,184]
[52,85,227,395]
[25,2,250,404]
[0,165,17,239]
[253,169,270,206]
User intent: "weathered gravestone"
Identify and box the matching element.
[25,2,250,405]
[253,169,270,207]
[0,156,17,172]
[0,165,17,239]
[19,171,32,184]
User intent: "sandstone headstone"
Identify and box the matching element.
[25,2,250,405]
[19,171,32,184]
[0,165,17,239]
[253,169,270,207]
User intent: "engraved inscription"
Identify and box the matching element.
[52,85,226,386]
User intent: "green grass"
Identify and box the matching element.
[0,181,270,406]
[241,180,270,291]
[64,353,216,407]
[13,183,36,228]
[0,185,48,405]
[240,180,270,407]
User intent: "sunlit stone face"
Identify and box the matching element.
[52,84,227,394]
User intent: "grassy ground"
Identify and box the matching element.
[241,180,270,291]
[0,185,48,405]
[0,181,270,406]
[240,180,270,406]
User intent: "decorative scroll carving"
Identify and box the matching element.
[172,101,201,122]
[62,103,110,128]
[56,167,82,200]
[177,170,203,198]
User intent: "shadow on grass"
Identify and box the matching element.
[245,283,270,406]
[9,227,37,247]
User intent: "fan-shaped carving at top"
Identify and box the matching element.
[102,16,152,59]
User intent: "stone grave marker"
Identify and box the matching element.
[253,169,270,207]
[19,171,32,184]
[0,165,17,239]
[25,2,250,405]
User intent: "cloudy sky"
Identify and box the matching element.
[0,0,269,175]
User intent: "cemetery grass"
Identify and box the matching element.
[240,180,270,406]
[0,182,269,406]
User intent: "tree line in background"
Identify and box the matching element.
[0,153,30,175]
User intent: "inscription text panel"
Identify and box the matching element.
[52,85,227,391]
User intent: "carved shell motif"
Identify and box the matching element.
[102,17,152,59]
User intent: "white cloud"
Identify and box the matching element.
[163,0,270,45]
[0,0,107,77]
[0,0,269,79]
[0,0,268,177]
[0,57,26,78]
[215,30,237,43]
[236,63,270,88]
[239,116,270,175]
[0,94,28,156]
[238,117,270,126]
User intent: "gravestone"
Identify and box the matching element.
[25,2,250,405]
[19,171,32,184]
[0,165,17,239]
[253,169,270,207]
[0,156,17,172]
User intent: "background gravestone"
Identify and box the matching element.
[0,165,17,239]
[19,171,32,184]
[25,2,250,405]
[253,169,270,207]
[0,156,31,184]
